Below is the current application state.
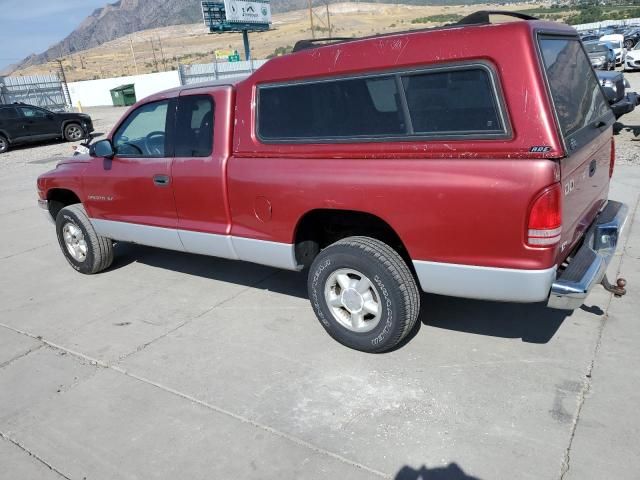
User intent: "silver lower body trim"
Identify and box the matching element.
[90,219,301,271]
[412,260,557,303]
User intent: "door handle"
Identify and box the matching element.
[153,174,170,186]
[589,160,597,177]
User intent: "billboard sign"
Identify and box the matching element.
[223,0,271,25]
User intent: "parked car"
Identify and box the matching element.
[624,41,640,70]
[584,41,616,70]
[600,34,626,65]
[580,33,600,42]
[36,11,629,352]
[622,28,640,49]
[595,70,639,118]
[0,104,93,154]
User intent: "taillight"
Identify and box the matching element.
[527,184,562,247]
[610,137,615,178]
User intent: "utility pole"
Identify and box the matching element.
[309,0,315,38]
[129,37,139,74]
[149,39,159,71]
[157,37,167,71]
[325,2,332,38]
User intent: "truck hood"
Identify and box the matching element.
[58,112,92,121]
[56,154,92,167]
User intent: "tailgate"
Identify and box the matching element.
[538,35,615,262]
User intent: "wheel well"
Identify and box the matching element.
[293,209,412,268]
[46,189,81,220]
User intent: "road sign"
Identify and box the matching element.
[228,53,241,62]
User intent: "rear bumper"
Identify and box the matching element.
[548,200,629,310]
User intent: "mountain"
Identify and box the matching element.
[10,0,490,72]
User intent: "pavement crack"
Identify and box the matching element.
[114,269,281,363]
[559,192,640,480]
[0,243,52,260]
[0,431,71,480]
[0,343,43,370]
[0,326,389,478]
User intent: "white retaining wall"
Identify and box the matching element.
[68,71,181,107]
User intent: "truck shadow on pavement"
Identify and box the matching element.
[112,243,575,346]
[395,463,481,479]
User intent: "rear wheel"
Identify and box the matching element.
[64,123,84,142]
[307,236,420,353]
[56,204,113,274]
[0,134,8,153]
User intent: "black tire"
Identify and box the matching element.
[63,123,84,142]
[307,236,420,353]
[0,134,8,154]
[55,204,114,274]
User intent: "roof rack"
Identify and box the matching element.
[292,37,355,53]
[456,10,538,25]
[290,11,540,54]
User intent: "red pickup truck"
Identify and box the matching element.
[37,12,628,352]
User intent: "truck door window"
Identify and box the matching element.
[113,100,170,157]
[175,95,214,157]
[539,37,612,140]
[401,68,503,134]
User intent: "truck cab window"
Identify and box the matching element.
[113,100,170,157]
[175,95,214,157]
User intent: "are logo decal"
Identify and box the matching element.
[530,146,551,153]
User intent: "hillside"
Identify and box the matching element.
[11,0,506,72]
[12,2,556,82]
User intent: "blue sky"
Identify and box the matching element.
[0,0,108,69]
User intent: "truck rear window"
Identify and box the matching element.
[539,37,611,138]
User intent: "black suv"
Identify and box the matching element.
[0,104,93,154]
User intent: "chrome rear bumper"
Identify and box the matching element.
[548,200,629,310]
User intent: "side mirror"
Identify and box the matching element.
[90,139,115,159]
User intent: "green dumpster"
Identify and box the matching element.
[110,84,136,107]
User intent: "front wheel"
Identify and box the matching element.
[64,123,84,142]
[0,134,8,153]
[56,204,114,274]
[307,236,420,353]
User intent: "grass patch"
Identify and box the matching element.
[411,13,462,24]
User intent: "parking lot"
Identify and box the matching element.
[1,72,640,479]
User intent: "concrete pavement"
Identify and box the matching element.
[0,107,639,479]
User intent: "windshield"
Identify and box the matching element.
[585,43,607,54]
